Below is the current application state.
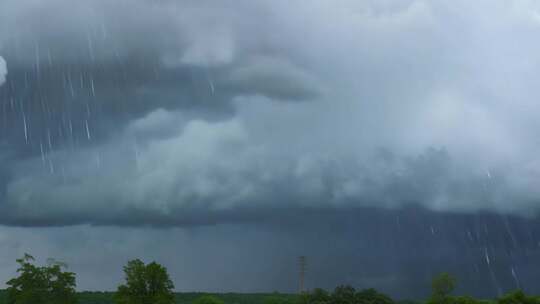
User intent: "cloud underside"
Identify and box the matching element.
[2,116,539,227]
[2,0,540,226]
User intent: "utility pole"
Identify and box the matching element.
[298,256,306,294]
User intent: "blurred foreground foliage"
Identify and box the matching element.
[1,288,539,304]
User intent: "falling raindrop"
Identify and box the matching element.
[511,266,520,289]
[85,120,92,140]
[40,142,46,165]
[48,157,55,174]
[22,113,28,144]
[90,77,96,97]
[208,77,215,95]
[47,129,53,150]
[95,151,101,169]
[87,33,95,62]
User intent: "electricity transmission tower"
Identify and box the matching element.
[298,256,307,293]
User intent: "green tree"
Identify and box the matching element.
[193,295,225,304]
[299,288,331,304]
[431,273,456,298]
[498,290,540,304]
[6,254,77,304]
[331,286,356,304]
[114,259,175,304]
[355,288,394,304]
[451,296,492,304]
[427,273,456,304]
[264,294,297,304]
[312,288,331,304]
[302,287,395,304]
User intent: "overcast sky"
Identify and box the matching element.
[2,0,540,299]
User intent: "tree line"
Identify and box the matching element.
[299,273,540,304]
[2,254,540,304]
[4,254,177,304]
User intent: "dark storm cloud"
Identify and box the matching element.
[2,0,540,226]
[4,1,540,298]
[0,138,534,227]
[0,0,322,159]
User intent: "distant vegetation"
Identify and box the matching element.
[1,255,539,304]
[0,290,298,304]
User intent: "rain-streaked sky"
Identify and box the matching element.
[2,0,540,299]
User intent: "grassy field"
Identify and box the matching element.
[0,290,300,304]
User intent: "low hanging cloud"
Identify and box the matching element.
[2,0,540,226]
[1,102,539,227]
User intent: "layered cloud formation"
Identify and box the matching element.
[2,0,540,226]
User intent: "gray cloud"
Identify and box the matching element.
[0,0,323,162]
[0,108,537,227]
[3,0,540,298]
[0,0,539,230]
